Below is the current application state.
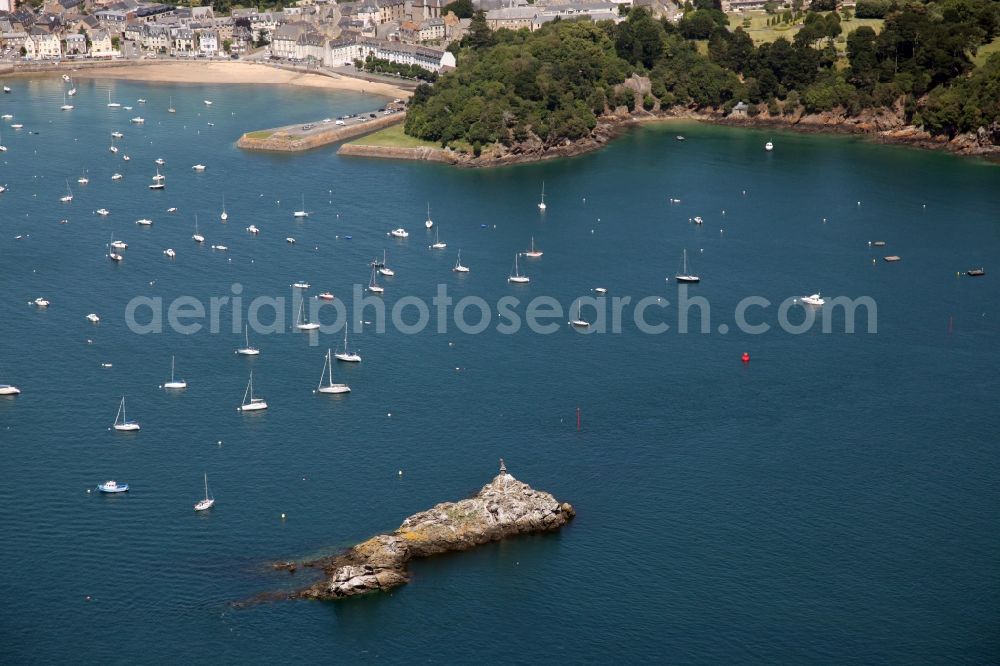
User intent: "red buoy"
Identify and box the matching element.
[741,352,750,363]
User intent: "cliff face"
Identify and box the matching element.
[295,471,575,600]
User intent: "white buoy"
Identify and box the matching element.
[281,513,286,520]
[398,470,403,476]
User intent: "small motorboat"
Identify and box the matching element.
[86,313,100,323]
[765,141,774,151]
[0,384,20,395]
[110,240,127,250]
[137,98,147,104]
[163,248,176,258]
[32,297,50,307]
[204,100,213,106]
[96,208,110,216]
[884,255,901,262]
[967,268,985,277]
[292,281,310,289]
[130,117,144,124]
[211,244,228,251]
[872,240,886,247]
[192,164,206,172]
[97,480,129,493]
[318,292,334,300]
[389,228,409,238]
[167,207,177,213]
[285,237,296,244]
[676,135,686,141]
[594,287,608,295]
[247,225,259,235]
[692,216,703,225]
[799,293,825,306]
[136,219,152,226]
[112,173,123,181]
[149,183,165,190]
[155,158,165,165]
[111,131,123,139]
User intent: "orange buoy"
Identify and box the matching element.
[741,352,750,363]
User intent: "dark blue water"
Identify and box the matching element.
[1,77,999,664]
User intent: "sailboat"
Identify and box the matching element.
[163,355,187,389]
[112,396,140,431]
[236,324,260,356]
[538,182,547,211]
[237,371,267,411]
[453,250,469,273]
[77,169,89,185]
[431,227,446,249]
[149,166,165,190]
[168,96,176,113]
[194,473,215,511]
[107,90,120,109]
[293,194,308,218]
[0,128,6,152]
[315,349,350,394]
[508,254,529,283]
[220,195,228,221]
[295,300,320,330]
[192,215,204,243]
[60,180,73,203]
[334,327,361,362]
[378,250,394,276]
[367,266,384,294]
[523,236,543,258]
[425,202,433,229]
[569,299,590,328]
[60,93,73,111]
[674,249,700,283]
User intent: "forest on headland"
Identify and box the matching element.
[403,1,1000,155]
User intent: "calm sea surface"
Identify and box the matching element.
[1,77,999,664]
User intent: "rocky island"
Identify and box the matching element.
[291,461,575,600]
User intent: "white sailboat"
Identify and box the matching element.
[112,396,140,431]
[194,473,215,511]
[60,180,73,203]
[107,90,120,109]
[314,349,350,394]
[60,93,73,111]
[237,371,267,411]
[378,250,394,277]
[523,236,543,258]
[674,249,700,283]
[431,227,446,249]
[424,202,433,229]
[569,299,590,328]
[220,195,228,221]
[0,127,6,152]
[453,250,469,273]
[293,194,308,218]
[508,254,529,283]
[367,266,384,294]
[295,300,320,331]
[192,215,204,243]
[334,327,361,362]
[163,355,187,389]
[77,169,89,185]
[236,324,260,356]
[107,234,123,262]
[538,181,547,211]
[168,96,176,113]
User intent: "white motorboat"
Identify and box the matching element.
[149,183,165,190]
[112,173,124,181]
[110,239,128,250]
[163,355,187,389]
[523,236,543,258]
[32,297,50,307]
[453,250,469,273]
[236,324,260,356]
[674,249,700,283]
[211,244,228,251]
[693,216,703,225]
[204,100,213,106]
[508,254,529,283]
[122,155,130,162]
[137,98,146,104]
[318,292,334,300]
[765,141,774,151]
[96,208,110,216]
[86,313,100,323]
[390,228,409,238]
[247,225,259,235]
[167,207,177,213]
[111,131,123,139]
[155,158,165,166]
[292,281,310,289]
[112,396,140,431]
[194,473,214,511]
[163,248,176,258]
[97,480,128,493]
[0,383,20,395]
[136,219,152,226]
[800,293,825,306]
[237,371,267,411]
[594,287,608,295]
[286,237,296,244]
[130,117,144,124]
[191,164,206,172]
[334,327,361,362]
[315,349,350,394]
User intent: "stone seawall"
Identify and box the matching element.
[237,112,404,152]
[336,143,459,163]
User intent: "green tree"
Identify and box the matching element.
[467,10,495,50]
[442,0,473,18]
[614,7,666,68]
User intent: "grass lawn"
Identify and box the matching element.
[973,36,1000,67]
[726,11,883,52]
[244,130,275,140]
[347,123,438,148]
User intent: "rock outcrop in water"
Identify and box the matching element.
[294,462,575,600]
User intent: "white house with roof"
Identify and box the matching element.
[198,29,218,55]
[172,27,195,52]
[327,36,454,71]
[63,32,87,54]
[90,28,118,57]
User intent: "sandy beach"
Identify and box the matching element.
[70,61,411,99]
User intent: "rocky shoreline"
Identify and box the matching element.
[282,462,574,601]
[340,103,1000,168]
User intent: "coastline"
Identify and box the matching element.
[340,106,1000,168]
[2,60,412,99]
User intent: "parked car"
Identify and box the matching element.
[335,120,345,125]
